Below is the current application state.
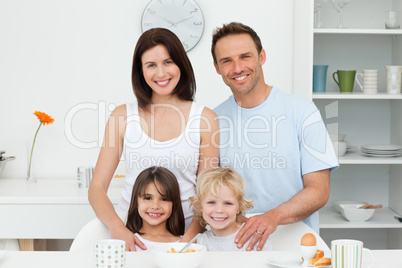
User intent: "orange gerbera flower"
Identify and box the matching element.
[27,111,55,181]
[34,111,55,125]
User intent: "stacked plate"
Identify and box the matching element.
[361,144,402,157]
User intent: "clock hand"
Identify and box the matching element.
[157,14,174,26]
[172,15,194,26]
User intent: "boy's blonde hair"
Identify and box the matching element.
[189,167,254,227]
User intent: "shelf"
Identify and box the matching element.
[314,28,402,35]
[319,207,402,229]
[313,92,402,100]
[338,152,402,165]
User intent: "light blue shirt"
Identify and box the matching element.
[214,87,338,232]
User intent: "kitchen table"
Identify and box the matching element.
[0,178,124,250]
[0,250,401,268]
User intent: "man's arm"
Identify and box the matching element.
[235,169,330,251]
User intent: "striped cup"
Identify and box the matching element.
[331,240,373,268]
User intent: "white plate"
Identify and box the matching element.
[361,144,402,151]
[362,152,402,158]
[265,252,331,268]
[0,250,6,259]
[362,150,402,155]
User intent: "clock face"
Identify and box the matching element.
[141,0,204,52]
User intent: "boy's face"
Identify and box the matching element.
[201,185,241,237]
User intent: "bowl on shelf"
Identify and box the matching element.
[333,200,368,213]
[329,134,346,142]
[332,141,347,157]
[150,242,207,268]
[340,204,375,222]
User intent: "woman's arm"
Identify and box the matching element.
[88,104,145,251]
[181,107,220,241]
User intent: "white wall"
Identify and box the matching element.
[0,0,296,179]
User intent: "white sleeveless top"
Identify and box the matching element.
[118,101,205,230]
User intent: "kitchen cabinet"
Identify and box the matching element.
[304,0,402,249]
[0,178,123,250]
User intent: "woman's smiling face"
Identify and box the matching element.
[141,44,181,98]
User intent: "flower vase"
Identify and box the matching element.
[26,141,37,183]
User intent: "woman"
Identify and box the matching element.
[88,28,219,251]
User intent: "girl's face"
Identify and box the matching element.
[200,185,241,237]
[141,44,181,98]
[137,181,173,228]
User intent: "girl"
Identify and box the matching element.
[89,28,219,251]
[190,167,274,251]
[126,166,184,250]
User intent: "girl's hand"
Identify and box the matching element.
[111,225,147,251]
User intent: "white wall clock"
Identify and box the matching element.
[141,0,205,52]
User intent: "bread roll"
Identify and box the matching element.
[308,257,331,267]
[313,249,324,259]
[313,258,331,266]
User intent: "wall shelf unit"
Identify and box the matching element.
[305,0,402,249]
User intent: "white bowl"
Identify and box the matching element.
[150,242,207,268]
[332,141,347,157]
[340,204,375,222]
[333,200,367,213]
[329,134,346,142]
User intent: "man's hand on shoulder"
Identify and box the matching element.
[235,211,279,251]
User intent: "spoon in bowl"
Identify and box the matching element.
[179,233,201,253]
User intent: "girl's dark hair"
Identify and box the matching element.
[131,28,196,110]
[126,166,185,236]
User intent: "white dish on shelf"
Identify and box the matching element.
[329,134,346,142]
[265,252,331,268]
[361,149,402,155]
[362,152,402,158]
[361,144,402,151]
[339,204,375,222]
[333,200,367,213]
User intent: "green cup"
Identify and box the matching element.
[333,70,356,93]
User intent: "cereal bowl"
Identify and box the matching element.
[150,242,207,268]
[340,204,375,222]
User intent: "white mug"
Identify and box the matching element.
[385,66,402,94]
[331,240,374,268]
[356,70,378,93]
[95,239,126,268]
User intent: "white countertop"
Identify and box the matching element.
[0,178,124,204]
[0,250,400,268]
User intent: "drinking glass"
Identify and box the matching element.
[331,0,350,28]
[314,0,328,28]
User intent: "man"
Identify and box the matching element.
[212,22,338,251]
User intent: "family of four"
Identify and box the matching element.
[88,22,338,252]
